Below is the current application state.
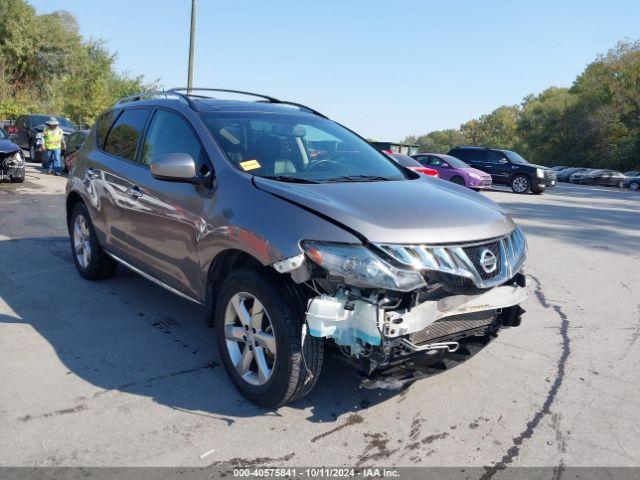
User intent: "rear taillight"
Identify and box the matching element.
[7,126,17,134]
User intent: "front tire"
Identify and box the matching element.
[10,169,25,183]
[511,174,530,194]
[215,268,323,408]
[69,202,117,280]
[450,176,465,186]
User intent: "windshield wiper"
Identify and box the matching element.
[261,175,320,184]
[323,175,392,183]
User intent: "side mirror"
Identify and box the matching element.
[150,153,198,183]
[499,158,508,164]
[441,163,450,168]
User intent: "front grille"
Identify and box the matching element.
[410,310,497,345]
[482,178,492,187]
[375,227,526,289]
[545,170,556,180]
[462,241,501,280]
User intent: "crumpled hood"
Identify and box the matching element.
[0,139,20,154]
[254,176,516,244]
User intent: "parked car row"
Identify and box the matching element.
[374,145,555,194]
[552,165,639,190]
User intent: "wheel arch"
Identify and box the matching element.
[204,249,265,326]
[66,192,84,232]
[450,175,466,186]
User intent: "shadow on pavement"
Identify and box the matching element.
[1,236,482,425]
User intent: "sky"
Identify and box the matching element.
[29,0,640,141]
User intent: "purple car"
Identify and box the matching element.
[412,153,492,190]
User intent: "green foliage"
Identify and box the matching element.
[0,0,156,124]
[405,40,640,171]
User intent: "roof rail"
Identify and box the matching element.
[116,91,195,107]
[167,87,328,118]
[168,88,280,103]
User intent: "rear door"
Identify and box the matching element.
[120,108,214,300]
[86,108,152,258]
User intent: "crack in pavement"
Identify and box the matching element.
[480,275,571,479]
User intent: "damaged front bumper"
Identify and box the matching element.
[306,274,527,361]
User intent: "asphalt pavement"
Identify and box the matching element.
[1,165,639,468]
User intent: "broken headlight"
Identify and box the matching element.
[301,241,426,292]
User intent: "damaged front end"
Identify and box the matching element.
[273,228,529,376]
[0,149,25,181]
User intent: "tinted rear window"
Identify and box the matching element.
[450,149,483,162]
[103,109,150,161]
[95,111,120,149]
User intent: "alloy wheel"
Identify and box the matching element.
[513,177,528,193]
[631,182,639,191]
[73,214,92,269]
[224,292,277,386]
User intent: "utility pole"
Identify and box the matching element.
[187,0,197,92]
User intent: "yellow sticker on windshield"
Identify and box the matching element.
[240,159,261,171]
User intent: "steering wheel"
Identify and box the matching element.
[305,159,339,172]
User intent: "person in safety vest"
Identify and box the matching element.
[42,117,65,175]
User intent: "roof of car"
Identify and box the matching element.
[115,89,327,118]
[451,146,508,152]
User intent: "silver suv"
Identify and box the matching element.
[66,88,528,407]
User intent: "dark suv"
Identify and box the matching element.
[13,114,76,161]
[66,89,528,407]
[448,146,556,194]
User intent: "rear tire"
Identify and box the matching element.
[69,202,117,280]
[630,181,639,191]
[215,268,323,408]
[511,174,530,194]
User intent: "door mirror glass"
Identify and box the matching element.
[150,153,197,181]
[441,163,450,168]
[499,158,508,164]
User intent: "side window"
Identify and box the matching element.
[486,150,505,163]
[103,109,150,161]
[428,156,443,166]
[450,150,471,162]
[140,110,206,167]
[469,150,486,163]
[95,110,120,149]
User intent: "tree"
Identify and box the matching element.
[403,39,640,171]
[0,0,155,123]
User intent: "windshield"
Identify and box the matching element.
[30,115,74,128]
[441,155,470,168]
[504,150,529,165]
[56,116,74,128]
[203,112,408,183]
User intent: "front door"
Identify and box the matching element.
[121,108,214,301]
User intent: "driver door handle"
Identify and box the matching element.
[126,185,143,199]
